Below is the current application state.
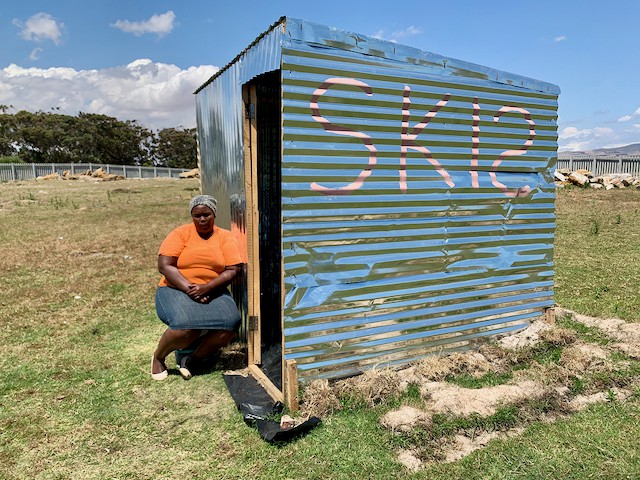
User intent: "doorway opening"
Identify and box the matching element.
[243,70,283,394]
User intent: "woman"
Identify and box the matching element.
[151,194,243,380]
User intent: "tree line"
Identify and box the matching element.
[0,106,197,168]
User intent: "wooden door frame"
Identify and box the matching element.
[242,83,287,406]
[242,80,298,409]
[242,84,262,368]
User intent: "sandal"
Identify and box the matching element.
[178,356,193,380]
[151,356,168,381]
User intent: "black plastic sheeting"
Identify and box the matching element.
[224,371,281,422]
[223,372,321,443]
[222,335,320,442]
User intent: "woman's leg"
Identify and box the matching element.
[152,328,200,374]
[191,330,235,361]
[177,330,235,379]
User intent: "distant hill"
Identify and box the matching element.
[562,143,640,156]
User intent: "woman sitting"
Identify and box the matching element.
[151,194,243,380]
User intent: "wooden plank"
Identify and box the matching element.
[242,86,254,365]
[544,306,556,325]
[249,364,284,403]
[283,359,299,411]
[248,85,262,365]
[242,86,259,366]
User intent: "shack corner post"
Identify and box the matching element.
[194,17,559,410]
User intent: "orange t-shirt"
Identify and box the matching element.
[157,223,243,287]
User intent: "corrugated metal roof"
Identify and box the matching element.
[194,16,286,94]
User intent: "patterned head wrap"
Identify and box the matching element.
[189,195,217,216]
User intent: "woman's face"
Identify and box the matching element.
[191,205,215,235]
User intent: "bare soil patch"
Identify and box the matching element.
[420,380,544,417]
[301,312,640,470]
[556,307,640,358]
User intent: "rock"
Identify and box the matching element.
[590,183,603,189]
[605,184,615,190]
[102,174,125,181]
[36,173,60,181]
[557,168,572,175]
[576,169,593,178]
[280,415,296,429]
[554,171,567,182]
[622,177,635,187]
[568,171,589,187]
[92,167,107,178]
[179,168,199,179]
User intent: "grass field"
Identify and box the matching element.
[0,178,639,479]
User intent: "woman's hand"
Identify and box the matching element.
[186,283,212,303]
[185,265,241,303]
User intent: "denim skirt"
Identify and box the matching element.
[155,286,241,331]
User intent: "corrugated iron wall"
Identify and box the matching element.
[194,17,559,384]
[280,19,559,381]
[195,20,284,338]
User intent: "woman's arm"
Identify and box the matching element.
[158,255,192,292]
[186,264,241,302]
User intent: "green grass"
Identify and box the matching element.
[0,179,639,479]
[447,371,514,389]
[555,188,640,320]
[421,400,640,480]
[557,315,612,346]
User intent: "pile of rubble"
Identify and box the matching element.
[555,169,640,190]
[37,167,125,182]
[35,166,200,182]
[178,168,199,178]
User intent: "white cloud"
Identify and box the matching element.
[559,126,613,140]
[13,12,64,45]
[371,25,422,43]
[0,60,218,130]
[593,127,614,136]
[392,26,422,40]
[618,106,640,122]
[558,126,580,139]
[554,35,567,42]
[111,11,176,37]
[558,126,616,151]
[29,48,43,61]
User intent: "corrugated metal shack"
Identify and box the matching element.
[195,17,559,407]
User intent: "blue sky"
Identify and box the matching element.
[1,0,639,151]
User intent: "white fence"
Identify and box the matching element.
[556,155,640,176]
[0,163,190,182]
